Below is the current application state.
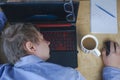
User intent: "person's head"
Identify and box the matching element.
[2,23,50,64]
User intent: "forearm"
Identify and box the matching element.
[103,66,120,80]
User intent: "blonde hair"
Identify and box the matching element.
[2,23,40,64]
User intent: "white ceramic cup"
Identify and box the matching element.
[80,34,101,56]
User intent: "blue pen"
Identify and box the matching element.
[95,4,115,18]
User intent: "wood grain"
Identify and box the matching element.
[76,0,120,80]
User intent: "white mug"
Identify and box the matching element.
[80,34,101,56]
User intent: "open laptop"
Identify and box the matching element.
[0,0,79,68]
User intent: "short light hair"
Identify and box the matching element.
[2,23,40,64]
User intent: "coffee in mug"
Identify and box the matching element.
[80,34,101,56]
[82,37,96,50]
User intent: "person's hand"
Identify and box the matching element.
[102,41,120,68]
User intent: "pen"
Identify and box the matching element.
[95,4,115,18]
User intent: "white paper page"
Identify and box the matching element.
[90,0,118,34]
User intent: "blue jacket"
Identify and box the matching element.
[0,55,85,80]
[103,66,120,80]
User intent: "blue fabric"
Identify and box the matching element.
[0,55,86,80]
[103,66,120,80]
[0,12,7,32]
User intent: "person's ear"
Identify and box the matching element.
[25,41,36,53]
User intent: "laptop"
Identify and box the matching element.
[0,0,79,68]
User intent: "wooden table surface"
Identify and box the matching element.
[0,0,119,80]
[76,0,120,80]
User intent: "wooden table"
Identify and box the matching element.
[76,0,120,80]
[0,0,119,79]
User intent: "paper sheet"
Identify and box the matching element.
[90,0,118,34]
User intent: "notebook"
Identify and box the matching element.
[91,0,118,34]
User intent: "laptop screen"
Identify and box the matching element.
[0,2,79,24]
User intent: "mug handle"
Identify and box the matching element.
[93,49,101,56]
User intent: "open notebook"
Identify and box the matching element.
[91,0,118,34]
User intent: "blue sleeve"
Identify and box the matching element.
[103,66,120,80]
[76,70,86,80]
[0,12,7,32]
[0,64,2,67]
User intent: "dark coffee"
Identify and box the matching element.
[83,37,96,50]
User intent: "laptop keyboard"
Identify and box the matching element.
[41,31,76,51]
